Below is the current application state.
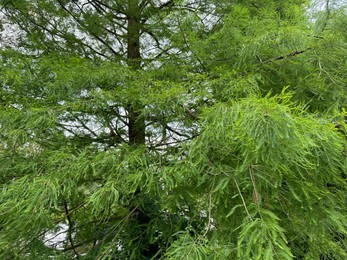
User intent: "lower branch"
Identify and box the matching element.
[64,201,80,259]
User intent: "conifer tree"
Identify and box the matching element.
[0,0,347,259]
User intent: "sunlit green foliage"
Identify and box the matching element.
[0,0,347,259]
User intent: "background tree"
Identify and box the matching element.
[0,0,347,259]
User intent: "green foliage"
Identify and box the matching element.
[187,93,347,258]
[1,0,347,259]
[237,208,293,260]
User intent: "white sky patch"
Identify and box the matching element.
[44,223,68,250]
[0,11,21,48]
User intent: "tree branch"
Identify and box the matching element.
[64,201,80,259]
[263,49,308,64]
[57,0,122,58]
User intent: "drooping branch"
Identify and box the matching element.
[177,16,206,71]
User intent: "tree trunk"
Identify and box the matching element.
[127,0,145,145]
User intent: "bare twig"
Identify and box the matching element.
[202,192,213,237]
[249,166,260,204]
[234,179,253,221]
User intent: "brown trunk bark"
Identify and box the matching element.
[127,0,145,145]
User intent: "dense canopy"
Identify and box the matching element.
[0,0,347,259]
